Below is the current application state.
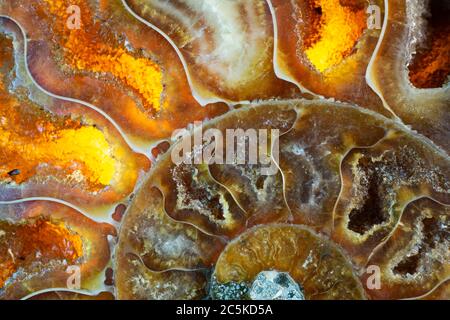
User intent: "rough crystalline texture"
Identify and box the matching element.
[214,225,366,300]
[0,17,149,216]
[270,0,390,116]
[333,132,449,266]
[249,271,305,300]
[0,0,228,149]
[0,0,448,301]
[407,1,450,89]
[368,0,450,153]
[116,100,449,300]
[0,201,115,299]
[123,0,301,103]
[362,198,449,299]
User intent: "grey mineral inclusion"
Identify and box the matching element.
[249,270,305,300]
[209,275,249,300]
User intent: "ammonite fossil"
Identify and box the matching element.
[115,100,449,300]
[0,0,448,301]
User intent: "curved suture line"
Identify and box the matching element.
[204,104,298,226]
[23,258,114,299]
[365,196,450,266]
[0,15,150,157]
[0,15,151,220]
[365,0,450,158]
[18,262,114,300]
[268,104,299,224]
[0,197,116,224]
[119,180,229,242]
[265,0,318,97]
[21,287,111,301]
[155,183,230,242]
[331,127,390,234]
[127,251,211,275]
[0,5,445,295]
[206,165,250,223]
[120,0,230,107]
[331,124,449,266]
[119,0,212,107]
[402,277,450,300]
[365,0,400,121]
[115,184,227,273]
[121,0,266,107]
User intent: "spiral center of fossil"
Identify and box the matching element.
[210,224,366,300]
[210,270,305,300]
[249,271,305,300]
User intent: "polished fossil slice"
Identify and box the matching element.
[0,201,115,299]
[0,17,149,217]
[279,102,388,232]
[0,0,227,149]
[115,100,449,300]
[333,131,449,266]
[362,198,449,300]
[214,224,366,300]
[123,0,300,103]
[116,253,208,300]
[270,0,390,116]
[0,0,448,301]
[117,186,226,272]
[368,0,450,153]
